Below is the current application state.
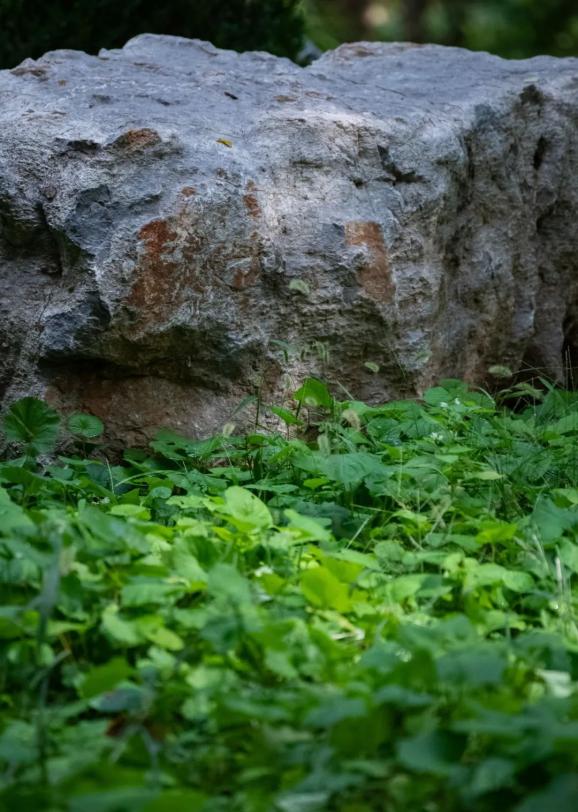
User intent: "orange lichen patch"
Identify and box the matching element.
[345,221,395,302]
[181,186,197,197]
[112,128,162,151]
[243,181,261,218]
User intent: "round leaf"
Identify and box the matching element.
[67,412,104,439]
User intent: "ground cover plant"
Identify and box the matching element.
[1,378,578,810]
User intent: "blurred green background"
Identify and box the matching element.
[306,0,578,59]
[0,0,577,68]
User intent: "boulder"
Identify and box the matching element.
[1,35,577,441]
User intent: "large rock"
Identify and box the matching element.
[1,36,577,441]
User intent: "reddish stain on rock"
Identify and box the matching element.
[345,221,395,302]
[127,219,180,319]
[139,219,177,258]
[243,180,261,218]
[126,213,206,329]
[231,257,261,289]
[181,186,197,197]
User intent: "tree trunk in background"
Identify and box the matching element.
[402,0,429,43]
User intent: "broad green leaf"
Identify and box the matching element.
[67,412,104,439]
[101,606,143,647]
[208,563,252,604]
[516,775,578,812]
[144,791,208,811]
[293,377,333,409]
[69,787,154,812]
[533,498,578,543]
[121,579,183,607]
[0,486,34,532]
[269,405,304,426]
[2,397,60,454]
[437,648,506,686]
[284,508,332,541]
[469,758,516,796]
[79,657,133,699]
[222,485,273,529]
[145,625,184,651]
[464,563,534,593]
[397,730,464,775]
[301,566,351,612]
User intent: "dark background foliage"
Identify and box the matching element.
[0,0,577,70]
[0,0,304,67]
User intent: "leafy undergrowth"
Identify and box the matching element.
[2,379,578,811]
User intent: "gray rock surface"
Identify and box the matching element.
[1,35,577,441]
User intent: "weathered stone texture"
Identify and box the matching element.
[1,36,577,439]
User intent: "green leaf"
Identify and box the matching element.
[109,503,151,520]
[293,378,333,409]
[551,413,578,435]
[437,648,506,686]
[464,563,534,593]
[145,625,184,651]
[0,486,34,532]
[144,791,208,812]
[69,787,154,812]
[301,566,351,612]
[101,606,143,647]
[397,730,464,775]
[222,485,273,529]
[67,412,104,439]
[488,365,514,379]
[284,508,332,541]
[269,405,304,426]
[289,278,311,295]
[208,563,252,604]
[79,657,133,699]
[516,775,578,812]
[533,498,578,543]
[121,579,183,607]
[2,397,60,454]
[469,758,515,796]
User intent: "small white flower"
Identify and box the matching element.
[439,401,449,409]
